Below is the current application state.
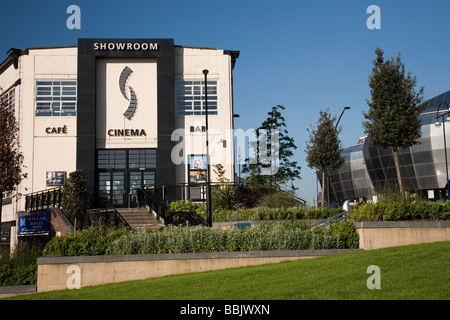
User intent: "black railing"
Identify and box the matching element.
[24,188,131,229]
[106,205,132,229]
[137,186,169,222]
[25,187,62,212]
[136,185,207,226]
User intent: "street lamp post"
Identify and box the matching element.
[203,69,212,227]
[233,114,240,184]
[326,106,351,207]
[336,106,351,129]
[435,101,450,200]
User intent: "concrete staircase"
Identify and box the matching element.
[116,207,164,230]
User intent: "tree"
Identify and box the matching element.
[61,170,88,230]
[243,105,301,191]
[0,100,26,225]
[363,47,425,196]
[305,108,344,208]
[212,164,236,210]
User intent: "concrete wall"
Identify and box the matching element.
[37,249,357,292]
[174,47,235,184]
[19,47,78,210]
[354,221,450,250]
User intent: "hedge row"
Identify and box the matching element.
[206,206,343,222]
[43,222,359,257]
[0,248,41,286]
[350,202,450,221]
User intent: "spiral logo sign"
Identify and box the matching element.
[119,66,137,120]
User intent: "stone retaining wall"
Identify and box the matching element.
[354,220,450,250]
[37,249,358,293]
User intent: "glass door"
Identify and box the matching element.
[129,171,155,207]
[111,172,125,207]
[97,171,126,207]
[129,172,142,208]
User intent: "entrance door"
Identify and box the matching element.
[129,171,155,207]
[96,149,156,208]
[98,171,126,207]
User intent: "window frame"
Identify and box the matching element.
[175,79,218,117]
[35,80,77,117]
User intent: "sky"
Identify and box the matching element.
[1,0,450,206]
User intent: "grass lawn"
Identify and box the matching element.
[5,241,450,300]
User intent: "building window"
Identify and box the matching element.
[0,87,15,112]
[35,80,77,116]
[129,149,156,169]
[97,150,127,169]
[176,80,218,117]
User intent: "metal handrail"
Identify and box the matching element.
[309,210,349,229]
[24,187,62,211]
[137,186,169,222]
[137,186,207,226]
[106,205,132,229]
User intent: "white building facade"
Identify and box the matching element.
[0,39,239,247]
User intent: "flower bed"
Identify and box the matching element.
[43,222,359,257]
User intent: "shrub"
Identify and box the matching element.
[0,247,41,286]
[43,226,127,256]
[256,190,304,208]
[350,201,450,221]
[212,183,237,210]
[109,224,343,255]
[61,170,89,228]
[305,207,343,220]
[234,187,272,208]
[42,224,351,257]
[329,221,360,249]
[210,206,306,222]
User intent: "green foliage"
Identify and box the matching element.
[329,221,360,249]
[61,170,89,226]
[243,105,301,191]
[363,47,425,151]
[43,227,127,256]
[42,224,351,257]
[363,47,425,195]
[256,190,303,208]
[350,201,450,221]
[0,247,41,286]
[17,242,449,300]
[305,108,344,171]
[210,206,306,222]
[212,183,236,210]
[305,206,343,220]
[169,200,197,213]
[0,100,26,195]
[305,108,345,207]
[105,224,341,255]
[166,200,205,225]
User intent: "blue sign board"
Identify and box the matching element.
[18,212,51,236]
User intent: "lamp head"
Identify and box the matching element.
[203,69,209,75]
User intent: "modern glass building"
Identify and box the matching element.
[319,90,450,204]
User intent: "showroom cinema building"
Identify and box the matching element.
[321,90,450,205]
[0,38,240,247]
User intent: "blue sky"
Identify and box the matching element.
[1,0,450,205]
